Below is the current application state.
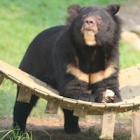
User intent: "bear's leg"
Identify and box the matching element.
[63,109,81,134]
[90,81,107,103]
[91,76,122,103]
[13,94,39,131]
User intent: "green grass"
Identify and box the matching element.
[0,0,139,119]
[0,129,32,140]
[0,81,16,116]
[120,41,140,69]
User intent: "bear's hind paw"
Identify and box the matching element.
[65,126,81,134]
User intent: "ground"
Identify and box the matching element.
[0,113,131,140]
[0,1,140,140]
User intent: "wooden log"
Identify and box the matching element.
[131,109,140,140]
[100,110,116,140]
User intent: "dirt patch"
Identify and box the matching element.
[0,114,131,140]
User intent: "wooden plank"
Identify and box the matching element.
[45,98,60,114]
[119,65,140,100]
[100,110,116,140]
[131,109,140,140]
[60,97,77,110]
[0,59,140,115]
[73,105,88,118]
[17,86,32,103]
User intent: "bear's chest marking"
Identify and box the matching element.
[66,64,116,84]
[66,64,89,83]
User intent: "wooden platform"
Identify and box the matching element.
[0,59,139,140]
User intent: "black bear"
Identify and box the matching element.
[13,4,122,134]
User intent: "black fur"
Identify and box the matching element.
[13,4,122,134]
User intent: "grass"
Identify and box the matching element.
[120,41,140,69]
[0,129,32,140]
[0,1,139,139]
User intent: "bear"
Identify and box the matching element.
[13,4,122,134]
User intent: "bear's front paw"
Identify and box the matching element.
[102,89,115,103]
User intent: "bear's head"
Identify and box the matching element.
[67,4,121,47]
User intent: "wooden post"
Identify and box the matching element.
[17,86,32,103]
[100,110,116,140]
[45,98,59,114]
[131,109,140,140]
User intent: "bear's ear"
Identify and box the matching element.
[106,4,120,15]
[67,4,81,16]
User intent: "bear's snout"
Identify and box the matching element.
[84,17,95,30]
[83,16,98,33]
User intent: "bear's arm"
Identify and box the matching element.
[89,47,121,103]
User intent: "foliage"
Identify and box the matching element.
[119,41,140,69]
[0,129,32,140]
